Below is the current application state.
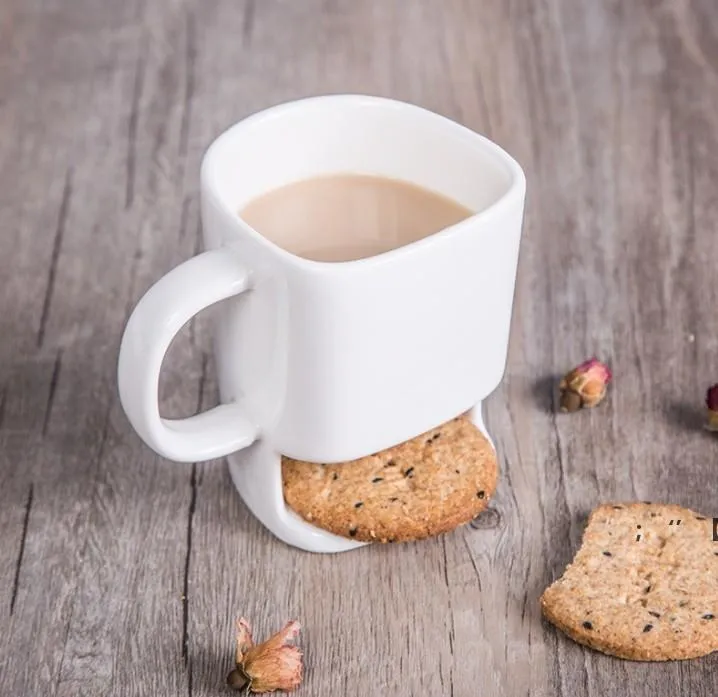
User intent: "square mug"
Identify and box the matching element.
[117,95,526,553]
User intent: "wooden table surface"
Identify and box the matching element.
[1,1,717,695]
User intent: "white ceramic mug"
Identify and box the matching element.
[118,95,526,553]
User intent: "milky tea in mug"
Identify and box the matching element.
[239,174,473,262]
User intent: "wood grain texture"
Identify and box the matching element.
[1,0,717,695]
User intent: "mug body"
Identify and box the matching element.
[200,95,526,463]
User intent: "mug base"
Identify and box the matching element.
[227,401,493,553]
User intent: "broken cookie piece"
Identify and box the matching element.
[541,503,718,661]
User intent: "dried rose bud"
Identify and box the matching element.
[227,618,303,693]
[705,384,718,431]
[558,358,612,412]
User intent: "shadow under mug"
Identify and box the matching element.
[117,95,526,552]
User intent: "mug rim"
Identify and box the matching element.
[200,94,526,270]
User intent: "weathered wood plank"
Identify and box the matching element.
[0,1,198,696]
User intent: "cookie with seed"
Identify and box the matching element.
[281,415,497,543]
[541,502,718,661]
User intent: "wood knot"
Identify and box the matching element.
[470,507,501,530]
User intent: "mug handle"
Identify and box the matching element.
[117,247,258,463]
